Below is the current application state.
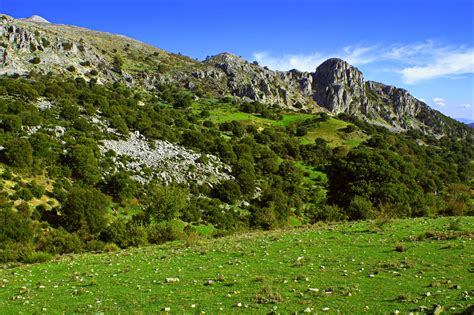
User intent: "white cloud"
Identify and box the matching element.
[460,103,471,108]
[252,41,474,84]
[253,45,378,72]
[253,52,326,72]
[400,49,474,84]
[432,97,446,107]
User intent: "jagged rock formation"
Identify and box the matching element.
[0,13,470,137]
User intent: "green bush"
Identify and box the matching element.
[145,185,190,223]
[61,186,110,234]
[36,227,82,255]
[2,138,33,167]
[29,57,41,64]
[22,251,52,264]
[28,182,46,198]
[147,222,185,244]
[12,188,33,201]
[305,204,347,223]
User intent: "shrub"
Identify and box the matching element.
[147,222,185,244]
[22,251,52,264]
[29,57,41,64]
[145,185,190,223]
[125,223,147,247]
[342,125,357,133]
[61,186,110,234]
[101,221,147,247]
[251,206,278,230]
[62,42,73,50]
[100,221,128,248]
[66,65,76,72]
[2,138,33,167]
[12,188,33,201]
[346,196,374,220]
[103,243,120,252]
[36,227,82,255]
[0,114,22,132]
[213,180,241,204]
[395,244,406,252]
[0,242,35,263]
[85,240,106,252]
[306,204,347,223]
[29,181,46,198]
[295,127,308,137]
[255,286,282,304]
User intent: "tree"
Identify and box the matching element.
[145,185,190,222]
[2,138,33,167]
[104,172,139,202]
[327,148,422,217]
[61,186,110,234]
[66,145,101,185]
[213,180,241,204]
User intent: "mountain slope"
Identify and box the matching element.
[0,14,471,138]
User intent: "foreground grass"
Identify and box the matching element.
[0,217,473,314]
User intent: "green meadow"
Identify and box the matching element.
[0,217,472,314]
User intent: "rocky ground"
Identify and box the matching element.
[100,131,232,186]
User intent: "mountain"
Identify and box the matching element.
[0,13,470,138]
[469,123,474,128]
[0,12,472,270]
[19,15,51,24]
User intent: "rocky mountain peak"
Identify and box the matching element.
[21,15,50,24]
[314,58,364,87]
[312,58,365,113]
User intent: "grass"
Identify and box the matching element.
[301,118,368,148]
[198,102,368,150]
[294,161,327,185]
[0,217,472,314]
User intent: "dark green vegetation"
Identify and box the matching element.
[0,217,472,313]
[0,73,472,263]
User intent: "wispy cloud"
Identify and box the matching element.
[253,52,326,72]
[399,49,474,84]
[432,97,446,107]
[253,41,474,84]
[253,46,378,72]
[460,103,471,108]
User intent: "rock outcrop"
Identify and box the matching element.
[312,58,366,114]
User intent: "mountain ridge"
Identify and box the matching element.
[0,13,470,138]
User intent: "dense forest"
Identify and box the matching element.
[0,73,472,263]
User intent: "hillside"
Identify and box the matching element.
[0,14,470,138]
[0,12,472,268]
[0,217,473,313]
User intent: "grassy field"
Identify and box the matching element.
[0,217,472,314]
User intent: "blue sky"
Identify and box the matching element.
[2,0,473,120]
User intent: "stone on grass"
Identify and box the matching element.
[165,277,180,283]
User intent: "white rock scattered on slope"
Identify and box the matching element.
[100,131,232,185]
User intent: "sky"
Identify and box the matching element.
[1,0,473,121]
